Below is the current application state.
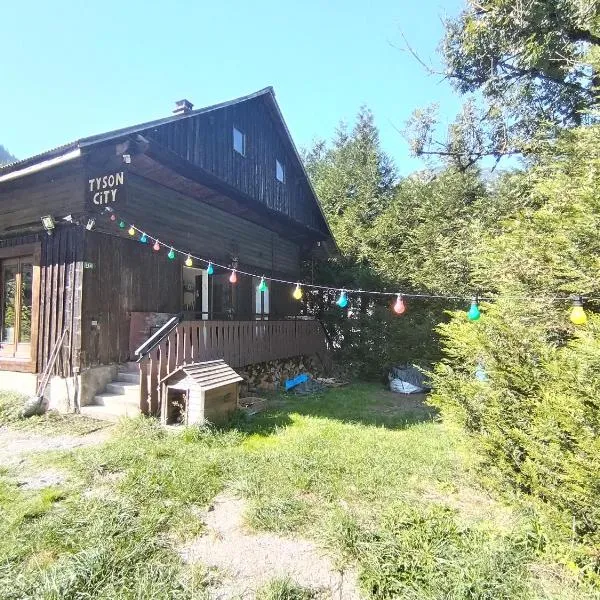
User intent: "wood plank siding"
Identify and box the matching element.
[117,174,301,276]
[144,96,324,233]
[80,231,181,367]
[0,165,85,376]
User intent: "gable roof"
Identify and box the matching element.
[162,360,243,390]
[0,87,274,175]
[0,87,332,239]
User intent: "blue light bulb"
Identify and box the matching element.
[467,299,481,321]
[336,290,348,308]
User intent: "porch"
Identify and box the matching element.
[104,316,329,418]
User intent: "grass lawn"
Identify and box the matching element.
[0,384,595,599]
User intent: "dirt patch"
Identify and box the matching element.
[180,492,361,600]
[0,426,112,467]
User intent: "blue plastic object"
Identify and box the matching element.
[285,373,310,391]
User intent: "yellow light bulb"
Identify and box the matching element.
[293,284,302,300]
[570,299,587,325]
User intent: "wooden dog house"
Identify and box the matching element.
[160,360,243,425]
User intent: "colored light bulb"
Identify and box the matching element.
[207,262,214,275]
[168,248,176,260]
[293,284,302,300]
[570,297,587,325]
[110,214,116,221]
[467,299,481,321]
[258,277,268,292]
[185,255,193,267]
[229,270,237,284]
[128,226,135,236]
[153,241,160,252]
[119,220,126,229]
[394,294,406,315]
[140,233,147,243]
[336,290,348,308]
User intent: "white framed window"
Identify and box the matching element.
[276,159,285,183]
[233,126,246,156]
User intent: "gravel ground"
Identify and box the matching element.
[180,492,362,600]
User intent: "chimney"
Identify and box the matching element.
[173,99,194,115]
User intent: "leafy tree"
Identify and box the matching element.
[430,123,600,578]
[0,144,16,166]
[304,107,396,258]
[406,0,600,167]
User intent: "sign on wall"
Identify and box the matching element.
[86,170,126,208]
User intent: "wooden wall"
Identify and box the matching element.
[120,174,301,277]
[80,231,181,367]
[144,96,326,234]
[0,164,86,377]
[0,162,84,235]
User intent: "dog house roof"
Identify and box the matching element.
[161,360,243,391]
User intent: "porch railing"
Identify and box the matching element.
[138,319,328,415]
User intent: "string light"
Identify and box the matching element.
[185,255,193,267]
[336,290,348,308]
[108,215,595,319]
[394,294,406,315]
[258,277,268,293]
[570,296,587,325]
[128,225,135,236]
[467,297,481,321]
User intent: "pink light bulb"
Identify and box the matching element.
[394,294,406,315]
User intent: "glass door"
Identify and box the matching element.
[0,257,33,358]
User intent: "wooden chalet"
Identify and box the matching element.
[0,87,332,418]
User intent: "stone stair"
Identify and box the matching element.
[80,362,141,422]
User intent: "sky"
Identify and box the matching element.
[1,0,465,176]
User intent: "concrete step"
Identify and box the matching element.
[93,393,140,414]
[80,404,138,423]
[116,371,139,384]
[106,381,140,395]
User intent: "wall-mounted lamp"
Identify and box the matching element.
[41,215,55,235]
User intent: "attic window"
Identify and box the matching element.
[276,159,285,183]
[233,127,245,156]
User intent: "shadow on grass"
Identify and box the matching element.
[233,382,438,436]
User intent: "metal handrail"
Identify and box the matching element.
[134,313,183,361]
